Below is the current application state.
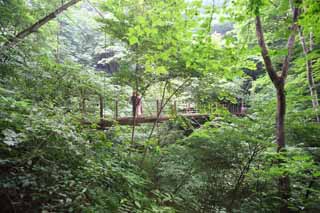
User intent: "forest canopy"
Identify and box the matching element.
[0,0,319,212]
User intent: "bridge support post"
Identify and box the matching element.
[99,95,104,120]
[173,101,177,115]
[156,100,160,116]
[115,100,119,120]
[80,98,86,116]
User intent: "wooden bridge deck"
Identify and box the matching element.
[117,113,208,125]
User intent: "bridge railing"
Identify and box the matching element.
[112,99,179,118]
[80,95,247,120]
[109,99,247,119]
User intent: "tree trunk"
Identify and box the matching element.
[276,84,290,213]
[279,175,291,213]
[2,0,82,48]
[131,95,137,144]
[298,31,320,122]
[255,5,299,148]
[306,60,319,122]
[276,83,286,151]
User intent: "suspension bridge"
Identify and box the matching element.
[80,97,247,129]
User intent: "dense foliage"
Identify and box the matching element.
[0,0,319,212]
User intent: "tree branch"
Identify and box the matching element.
[255,16,280,86]
[280,7,299,80]
[2,0,82,48]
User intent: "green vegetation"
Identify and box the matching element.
[0,0,319,212]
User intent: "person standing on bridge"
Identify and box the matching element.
[131,91,143,117]
[136,92,143,117]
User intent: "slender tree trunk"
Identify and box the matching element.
[131,96,137,144]
[276,84,291,213]
[147,78,191,140]
[130,67,139,145]
[81,98,86,116]
[255,16,287,151]
[276,84,286,151]
[306,61,319,122]
[279,175,291,213]
[228,145,262,211]
[298,31,320,122]
[2,0,82,48]
[139,78,191,167]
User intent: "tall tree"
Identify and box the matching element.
[292,0,320,122]
[254,1,299,151]
[298,31,319,122]
[253,1,300,212]
[1,0,82,48]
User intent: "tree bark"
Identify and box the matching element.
[2,0,82,48]
[279,175,291,213]
[276,84,286,151]
[255,16,279,86]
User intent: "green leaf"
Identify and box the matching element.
[134,200,141,208]
[129,35,138,45]
[156,66,167,74]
